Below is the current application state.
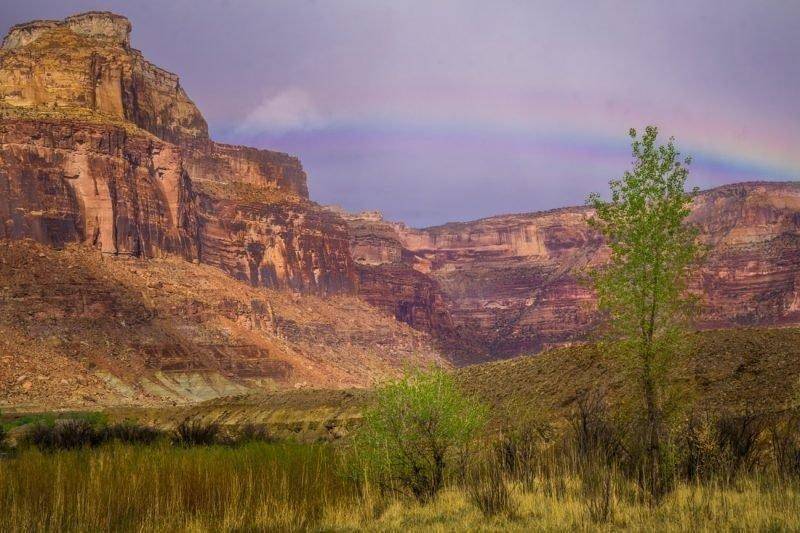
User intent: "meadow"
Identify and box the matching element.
[1,419,798,532]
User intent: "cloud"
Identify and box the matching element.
[238,88,325,134]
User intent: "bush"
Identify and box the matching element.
[495,416,552,484]
[680,413,723,481]
[173,421,220,446]
[769,413,800,480]
[467,460,517,518]
[715,413,766,475]
[103,421,164,445]
[570,390,626,465]
[356,367,487,502]
[234,423,275,444]
[0,424,7,449]
[25,419,103,451]
[580,461,616,523]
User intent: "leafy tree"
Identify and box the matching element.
[587,126,699,500]
[356,367,487,502]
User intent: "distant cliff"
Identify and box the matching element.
[345,181,800,363]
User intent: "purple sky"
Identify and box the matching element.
[2,1,799,227]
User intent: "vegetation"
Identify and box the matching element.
[587,125,700,501]
[354,367,488,502]
[1,405,799,531]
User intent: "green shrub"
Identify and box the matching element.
[355,367,487,502]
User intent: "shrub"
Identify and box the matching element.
[680,413,723,481]
[25,419,103,450]
[769,413,800,480]
[173,420,220,446]
[356,367,487,502]
[570,390,626,465]
[467,460,517,518]
[103,421,164,445]
[495,415,552,484]
[715,413,767,476]
[580,461,616,523]
[0,424,7,449]
[235,423,276,444]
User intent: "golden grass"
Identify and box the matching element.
[375,477,800,532]
[1,442,798,532]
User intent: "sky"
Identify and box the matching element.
[2,1,799,227]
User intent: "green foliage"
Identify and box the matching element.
[587,125,699,371]
[355,367,488,502]
[587,126,700,501]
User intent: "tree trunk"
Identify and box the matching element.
[643,355,662,502]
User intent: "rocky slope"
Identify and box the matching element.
[346,181,800,363]
[0,239,440,410]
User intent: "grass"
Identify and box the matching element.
[0,440,798,532]
[0,441,360,532]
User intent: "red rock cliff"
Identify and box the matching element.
[0,12,355,295]
[347,182,800,363]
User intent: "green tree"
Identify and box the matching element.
[356,367,487,502]
[587,126,699,500]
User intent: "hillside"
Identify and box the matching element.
[0,240,441,410]
[122,326,800,441]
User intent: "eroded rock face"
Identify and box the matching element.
[0,119,197,258]
[346,183,800,363]
[196,194,356,294]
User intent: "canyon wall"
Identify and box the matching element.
[347,182,800,363]
[0,12,434,406]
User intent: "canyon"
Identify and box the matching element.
[0,12,799,406]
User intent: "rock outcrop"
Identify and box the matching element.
[1,11,206,142]
[0,12,356,295]
[346,182,800,363]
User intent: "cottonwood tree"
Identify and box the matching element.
[587,126,699,501]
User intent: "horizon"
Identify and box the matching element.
[2,1,798,226]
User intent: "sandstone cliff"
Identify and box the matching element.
[0,12,354,295]
[0,12,431,407]
[345,182,800,363]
